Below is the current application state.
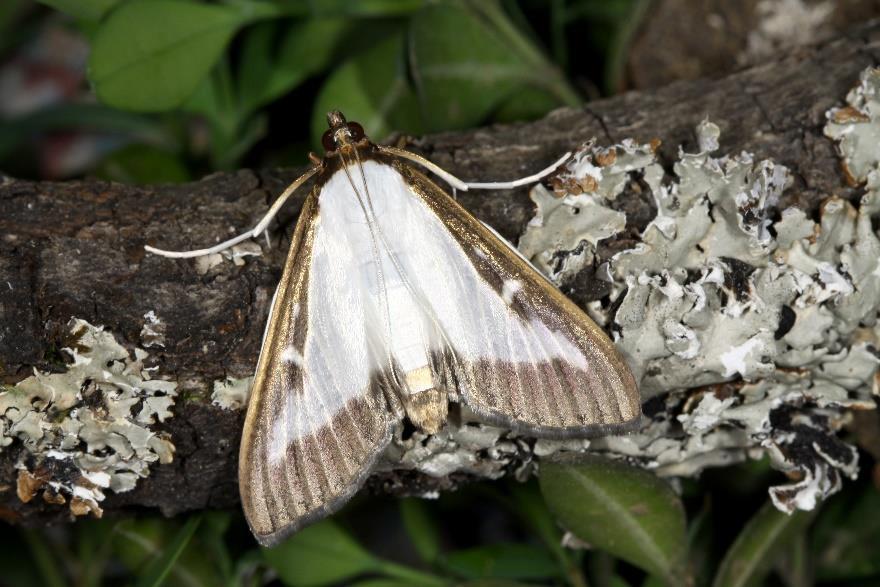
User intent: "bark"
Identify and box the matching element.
[624,0,880,90]
[0,22,876,526]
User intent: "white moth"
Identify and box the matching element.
[146,112,641,546]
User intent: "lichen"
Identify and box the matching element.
[393,80,880,515]
[825,67,880,185]
[518,138,655,284]
[212,376,253,410]
[1,318,176,517]
[140,310,166,348]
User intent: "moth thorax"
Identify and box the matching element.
[401,385,448,434]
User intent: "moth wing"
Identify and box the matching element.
[374,158,640,437]
[239,189,394,547]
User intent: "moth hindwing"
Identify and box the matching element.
[231,112,639,546]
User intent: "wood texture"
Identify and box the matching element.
[0,21,875,525]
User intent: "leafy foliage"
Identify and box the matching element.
[5,0,639,177]
[539,457,689,585]
[7,472,880,586]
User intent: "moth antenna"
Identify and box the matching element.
[251,166,320,237]
[377,145,572,192]
[145,229,258,259]
[143,166,319,259]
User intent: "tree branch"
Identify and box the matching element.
[1,23,877,527]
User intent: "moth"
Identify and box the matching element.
[146,112,641,546]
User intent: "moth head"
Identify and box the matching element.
[322,111,366,153]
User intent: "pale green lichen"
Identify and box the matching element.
[825,67,880,184]
[212,376,253,410]
[398,87,880,513]
[1,318,176,515]
[518,139,656,284]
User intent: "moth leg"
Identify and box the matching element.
[377,145,571,192]
[144,166,319,259]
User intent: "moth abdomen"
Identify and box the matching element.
[400,385,448,434]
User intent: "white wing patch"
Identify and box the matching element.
[317,161,591,372]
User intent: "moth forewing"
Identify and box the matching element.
[238,186,394,547]
[386,157,641,437]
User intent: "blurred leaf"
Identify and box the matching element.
[113,518,222,587]
[812,484,880,581]
[89,0,273,111]
[351,581,422,587]
[712,501,815,587]
[74,520,119,587]
[22,529,66,587]
[0,530,44,587]
[539,457,689,586]
[507,480,587,586]
[409,1,575,132]
[95,144,190,184]
[238,19,353,116]
[135,514,203,587]
[263,520,380,587]
[400,498,441,564]
[0,0,30,42]
[603,0,651,93]
[459,580,544,587]
[271,0,424,17]
[38,0,120,21]
[492,86,561,123]
[185,57,268,169]
[408,2,532,131]
[312,32,422,147]
[0,103,170,163]
[445,543,559,581]
[686,500,715,587]
[640,577,665,587]
[198,511,234,583]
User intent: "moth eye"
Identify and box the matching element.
[347,122,365,141]
[321,129,336,152]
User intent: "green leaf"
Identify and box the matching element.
[713,500,815,587]
[38,0,120,21]
[312,31,422,147]
[812,484,880,581]
[263,520,380,586]
[21,529,66,587]
[492,87,561,124]
[271,0,424,17]
[408,2,575,131]
[399,498,441,564]
[237,19,353,116]
[0,103,170,163]
[458,580,544,587]
[508,480,589,586]
[350,581,421,587]
[89,0,256,111]
[113,518,222,587]
[75,520,120,587]
[445,543,559,581]
[686,501,715,587]
[95,144,190,184]
[538,457,688,586]
[408,2,528,131]
[135,514,203,587]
